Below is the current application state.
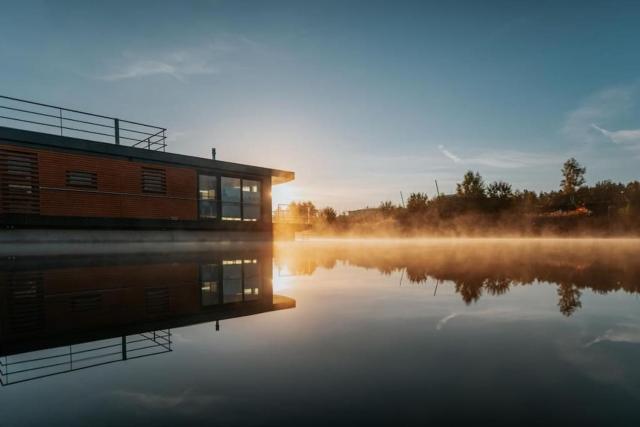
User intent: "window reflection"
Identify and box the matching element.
[222,260,243,303]
[200,264,220,306]
[243,259,261,300]
[221,177,241,220]
[200,259,263,306]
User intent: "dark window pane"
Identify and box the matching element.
[221,177,241,221]
[242,179,261,221]
[198,175,217,219]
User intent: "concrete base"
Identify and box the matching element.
[0,229,273,256]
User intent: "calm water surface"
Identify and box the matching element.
[1,239,639,426]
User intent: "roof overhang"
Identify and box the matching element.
[271,169,295,185]
[0,126,295,184]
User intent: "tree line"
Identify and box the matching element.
[286,158,640,236]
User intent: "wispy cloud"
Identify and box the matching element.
[437,145,558,169]
[438,145,462,163]
[591,124,640,146]
[97,38,248,81]
[562,83,638,145]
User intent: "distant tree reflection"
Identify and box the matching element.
[557,284,582,316]
[275,241,640,316]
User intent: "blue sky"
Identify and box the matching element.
[2,1,640,210]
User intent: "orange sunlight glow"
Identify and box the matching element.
[272,183,299,210]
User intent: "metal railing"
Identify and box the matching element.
[272,208,312,225]
[0,95,167,151]
[0,329,172,386]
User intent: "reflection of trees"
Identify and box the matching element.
[406,266,428,283]
[484,278,512,296]
[275,241,640,316]
[454,279,484,304]
[557,284,582,317]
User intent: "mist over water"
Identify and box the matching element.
[276,238,640,316]
[1,238,639,426]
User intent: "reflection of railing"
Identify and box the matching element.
[0,95,167,151]
[0,330,171,386]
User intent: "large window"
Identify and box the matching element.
[221,177,241,220]
[221,177,262,221]
[198,175,217,219]
[242,180,261,221]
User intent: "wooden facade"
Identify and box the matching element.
[0,126,294,233]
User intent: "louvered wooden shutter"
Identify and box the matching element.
[0,149,40,214]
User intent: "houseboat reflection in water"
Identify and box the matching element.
[0,246,295,385]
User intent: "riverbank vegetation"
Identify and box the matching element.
[287,158,640,236]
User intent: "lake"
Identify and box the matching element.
[1,239,639,426]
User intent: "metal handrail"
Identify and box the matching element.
[0,94,167,151]
[0,330,172,386]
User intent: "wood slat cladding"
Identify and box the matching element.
[2,271,45,334]
[0,143,198,220]
[0,149,40,214]
[141,167,166,194]
[70,294,103,313]
[66,170,97,189]
[145,288,170,314]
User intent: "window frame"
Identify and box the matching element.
[197,172,263,222]
[221,176,243,221]
[241,179,261,222]
[197,174,218,220]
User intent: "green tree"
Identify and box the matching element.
[407,192,429,213]
[487,181,513,200]
[379,201,396,217]
[561,158,586,194]
[513,189,538,213]
[456,171,486,199]
[320,207,337,224]
[288,201,317,222]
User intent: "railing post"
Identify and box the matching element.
[114,118,120,145]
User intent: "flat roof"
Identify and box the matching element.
[0,126,294,184]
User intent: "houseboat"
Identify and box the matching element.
[0,95,294,243]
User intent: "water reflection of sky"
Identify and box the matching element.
[2,240,640,426]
